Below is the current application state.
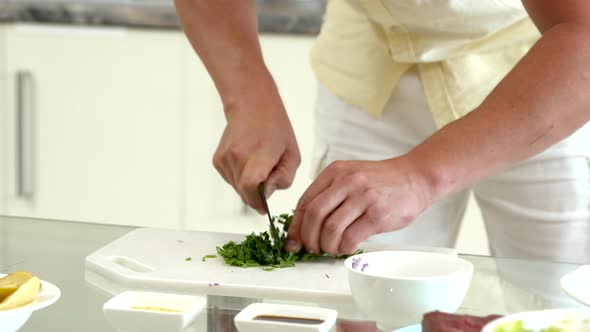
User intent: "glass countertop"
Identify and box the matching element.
[0,215,584,332]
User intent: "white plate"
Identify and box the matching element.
[482,308,590,332]
[561,265,590,306]
[0,274,61,314]
[0,273,61,332]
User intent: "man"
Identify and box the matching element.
[174,0,590,264]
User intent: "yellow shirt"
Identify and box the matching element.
[310,0,541,128]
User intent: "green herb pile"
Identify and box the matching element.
[215,213,360,271]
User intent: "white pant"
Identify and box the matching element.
[312,68,590,265]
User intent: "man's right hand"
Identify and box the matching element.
[213,83,301,214]
[174,0,301,212]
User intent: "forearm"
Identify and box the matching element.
[174,0,275,112]
[406,22,590,202]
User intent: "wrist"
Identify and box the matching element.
[390,153,456,208]
[219,64,277,116]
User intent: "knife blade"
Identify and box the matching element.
[259,182,280,245]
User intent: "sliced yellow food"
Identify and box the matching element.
[0,284,19,302]
[131,306,182,313]
[0,276,41,310]
[0,272,35,303]
[0,271,34,287]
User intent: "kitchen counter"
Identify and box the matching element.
[0,0,326,34]
[0,214,585,332]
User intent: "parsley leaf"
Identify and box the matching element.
[202,255,217,262]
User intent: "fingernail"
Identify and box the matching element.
[265,184,277,197]
[285,240,301,253]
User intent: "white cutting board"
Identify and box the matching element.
[85,228,457,304]
[85,228,355,304]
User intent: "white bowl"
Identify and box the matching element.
[102,291,206,332]
[360,241,459,257]
[234,303,337,332]
[561,265,590,306]
[482,307,590,332]
[0,275,61,332]
[345,251,474,331]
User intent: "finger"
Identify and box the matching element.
[266,148,301,196]
[212,152,234,187]
[297,160,343,212]
[338,214,379,255]
[300,184,350,254]
[286,169,335,252]
[285,215,303,253]
[238,154,280,213]
[320,194,367,255]
[225,150,248,197]
[214,149,254,209]
[216,128,245,192]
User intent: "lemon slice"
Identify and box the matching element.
[0,272,35,303]
[0,276,41,310]
[0,284,18,302]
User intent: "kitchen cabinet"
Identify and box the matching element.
[0,24,318,232]
[0,24,184,228]
[181,34,317,232]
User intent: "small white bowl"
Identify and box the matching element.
[0,275,61,332]
[561,265,590,306]
[102,291,206,332]
[234,303,337,332]
[482,307,590,332]
[345,251,474,331]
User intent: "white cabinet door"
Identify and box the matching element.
[0,26,7,215]
[181,34,317,232]
[1,24,183,228]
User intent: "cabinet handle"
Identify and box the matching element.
[15,71,34,199]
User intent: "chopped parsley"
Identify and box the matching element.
[215,213,361,270]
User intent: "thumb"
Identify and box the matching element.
[239,155,278,214]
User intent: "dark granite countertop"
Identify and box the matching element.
[0,0,325,35]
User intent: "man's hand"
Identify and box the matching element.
[285,157,433,255]
[174,1,301,212]
[213,84,301,214]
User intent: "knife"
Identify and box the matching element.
[259,182,280,245]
